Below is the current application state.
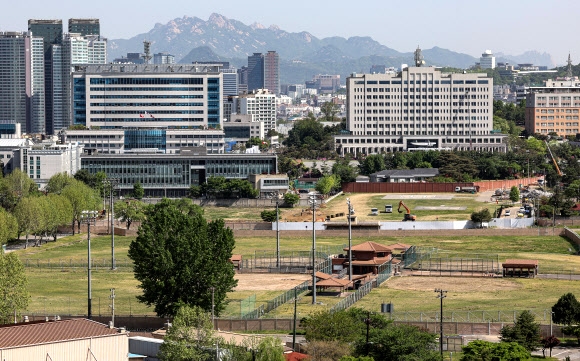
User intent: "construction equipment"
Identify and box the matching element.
[545,140,563,177]
[398,201,416,221]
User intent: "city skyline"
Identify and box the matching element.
[0,0,577,66]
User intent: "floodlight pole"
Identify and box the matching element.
[435,288,447,357]
[347,198,353,281]
[272,191,282,269]
[309,193,320,304]
[81,210,98,319]
[109,178,119,270]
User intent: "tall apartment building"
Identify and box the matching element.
[72,63,223,130]
[234,89,276,135]
[0,32,45,133]
[524,80,580,137]
[153,52,175,64]
[334,67,506,156]
[264,51,280,95]
[246,51,280,95]
[28,19,63,134]
[480,50,496,69]
[247,53,264,92]
[68,18,100,36]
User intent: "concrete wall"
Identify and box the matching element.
[564,227,580,248]
[474,177,540,191]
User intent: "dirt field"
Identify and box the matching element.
[234,273,311,291]
[385,276,522,293]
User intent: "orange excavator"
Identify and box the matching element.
[398,201,416,221]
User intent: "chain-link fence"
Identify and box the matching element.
[386,309,554,323]
[23,258,133,270]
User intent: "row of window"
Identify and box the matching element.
[537,109,580,113]
[357,79,489,85]
[89,87,205,92]
[89,102,204,107]
[90,95,204,99]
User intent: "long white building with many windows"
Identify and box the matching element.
[335,67,506,155]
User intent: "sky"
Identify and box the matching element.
[1,0,577,65]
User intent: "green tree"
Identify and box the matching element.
[45,172,74,194]
[188,185,202,198]
[254,336,285,361]
[460,340,530,361]
[283,192,300,207]
[552,293,580,326]
[158,304,217,361]
[0,208,17,245]
[509,186,520,203]
[61,179,101,235]
[500,310,541,352]
[315,174,339,195]
[128,199,237,317]
[13,197,43,248]
[320,101,339,122]
[332,157,358,183]
[0,252,30,324]
[115,200,146,230]
[355,323,440,361]
[470,208,492,226]
[41,194,73,242]
[358,154,386,176]
[0,169,38,211]
[132,182,145,200]
[260,209,279,222]
[340,357,374,361]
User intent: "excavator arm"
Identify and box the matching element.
[398,201,410,214]
[545,140,563,177]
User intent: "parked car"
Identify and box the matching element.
[504,210,511,216]
[371,208,379,216]
[385,204,393,213]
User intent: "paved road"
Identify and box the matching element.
[532,346,580,360]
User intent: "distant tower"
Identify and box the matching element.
[414,45,425,67]
[68,18,100,36]
[264,51,280,95]
[142,41,152,64]
[247,53,264,92]
[566,53,573,79]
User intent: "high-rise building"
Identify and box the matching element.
[247,53,264,92]
[72,64,223,130]
[334,67,506,156]
[68,18,100,36]
[264,51,280,95]
[480,50,496,70]
[0,32,45,133]
[221,68,239,96]
[234,89,276,135]
[28,19,63,135]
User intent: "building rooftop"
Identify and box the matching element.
[370,168,439,179]
[0,318,123,349]
[345,241,393,252]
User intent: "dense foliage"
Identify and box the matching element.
[189,176,259,199]
[499,310,541,352]
[460,340,530,361]
[128,199,237,317]
[0,252,29,324]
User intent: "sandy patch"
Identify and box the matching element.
[383,194,454,200]
[415,206,466,210]
[385,276,522,293]
[234,273,311,291]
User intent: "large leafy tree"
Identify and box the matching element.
[552,293,580,326]
[13,197,43,248]
[500,310,541,352]
[354,323,440,361]
[132,182,145,200]
[159,304,217,361]
[45,172,74,195]
[0,208,17,245]
[0,252,29,324]
[61,179,101,234]
[0,169,38,211]
[128,199,237,317]
[358,154,386,176]
[115,200,146,229]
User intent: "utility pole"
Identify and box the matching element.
[104,178,119,270]
[271,191,282,268]
[346,198,353,281]
[435,288,447,357]
[81,210,98,319]
[292,287,297,351]
[109,288,115,327]
[308,192,320,304]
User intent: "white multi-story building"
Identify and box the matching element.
[480,50,496,70]
[72,64,223,130]
[335,67,506,155]
[235,89,276,135]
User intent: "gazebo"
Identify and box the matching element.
[315,278,353,293]
[502,259,538,278]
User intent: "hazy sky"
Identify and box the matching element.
[1,0,576,65]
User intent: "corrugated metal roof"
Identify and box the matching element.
[0,318,122,349]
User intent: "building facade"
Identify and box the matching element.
[72,63,223,130]
[62,128,225,154]
[335,67,506,155]
[81,152,278,197]
[234,89,276,135]
[264,50,280,95]
[68,18,100,36]
[0,32,45,134]
[480,50,496,69]
[153,52,175,64]
[525,86,580,136]
[247,53,264,92]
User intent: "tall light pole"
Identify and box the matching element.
[346,198,353,281]
[435,288,448,357]
[104,178,119,270]
[271,191,282,268]
[81,210,98,319]
[309,192,320,304]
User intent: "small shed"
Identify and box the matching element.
[502,259,538,278]
[229,255,243,271]
[315,277,353,293]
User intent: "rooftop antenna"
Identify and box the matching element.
[414,45,425,67]
[143,40,152,64]
[566,52,573,79]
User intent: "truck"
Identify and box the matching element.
[455,186,478,194]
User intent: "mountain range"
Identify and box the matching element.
[107,13,555,85]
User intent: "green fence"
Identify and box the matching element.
[23,258,133,270]
[263,280,310,315]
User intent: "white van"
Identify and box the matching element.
[385,204,393,213]
[371,208,379,216]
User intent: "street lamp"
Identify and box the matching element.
[435,288,448,357]
[271,191,283,269]
[81,210,99,319]
[103,178,119,270]
[346,198,353,281]
[308,192,321,304]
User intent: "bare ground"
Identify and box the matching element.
[384,276,522,293]
[234,273,311,291]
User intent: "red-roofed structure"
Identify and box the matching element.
[502,259,538,277]
[0,318,129,360]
